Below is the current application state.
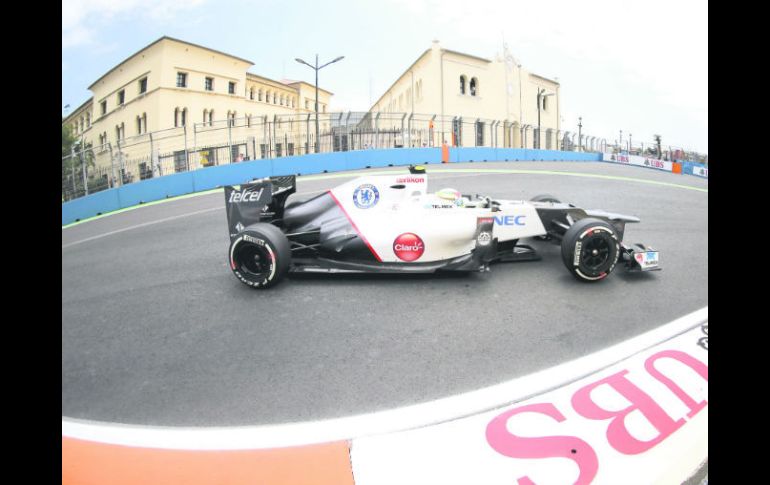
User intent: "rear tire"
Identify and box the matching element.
[561,218,620,282]
[530,194,561,203]
[229,223,291,289]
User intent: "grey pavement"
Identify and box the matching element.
[62,161,708,426]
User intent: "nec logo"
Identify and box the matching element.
[494,215,526,226]
[229,188,264,203]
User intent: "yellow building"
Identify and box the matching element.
[63,36,333,181]
[370,40,560,149]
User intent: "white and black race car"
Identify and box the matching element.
[225,166,660,289]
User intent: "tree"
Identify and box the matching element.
[62,122,77,158]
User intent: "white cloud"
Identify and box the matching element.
[62,0,208,48]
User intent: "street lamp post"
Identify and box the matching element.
[577,117,582,152]
[295,54,345,153]
[536,88,555,149]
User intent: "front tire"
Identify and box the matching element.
[561,218,620,282]
[229,223,291,289]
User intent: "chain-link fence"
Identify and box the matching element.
[62,111,704,202]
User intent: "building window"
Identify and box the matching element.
[265,90,270,103]
[116,123,125,142]
[86,113,91,127]
[460,75,466,95]
[542,96,548,111]
[181,108,187,127]
[139,77,147,94]
[280,95,284,106]
[228,82,236,94]
[247,115,251,127]
[470,78,478,96]
[205,77,214,91]
[249,88,254,100]
[79,118,84,132]
[273,93,277,104]
[136,113,147,134]
[322,104,326,113]
[228,111,236,127]
[177,72,187,88]
[118,89,125,105]
[208,110,214,125]
[101,100,107,115]
[305,99,309,109]
[258,89,263,101]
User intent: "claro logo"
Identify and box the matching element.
[393,233,425,261]
[229,188,264,203]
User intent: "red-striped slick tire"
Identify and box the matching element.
[561,217,620,282]
[229,223,291,289]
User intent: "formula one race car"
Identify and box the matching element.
[224,166,660,289]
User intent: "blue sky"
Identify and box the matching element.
[62,0,707,153]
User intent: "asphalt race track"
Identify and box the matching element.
[62,161,708,426]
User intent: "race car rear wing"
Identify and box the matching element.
[224,175,296,240]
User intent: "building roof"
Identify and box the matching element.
[63,97,94,124]
[529,72,560,86]
[88,36,254,90]
[281,79,334,96]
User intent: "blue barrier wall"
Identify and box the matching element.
[60,148,617,225]
[680,161,708,177]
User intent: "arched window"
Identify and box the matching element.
[139,114,145,133]
[174,108,179,128]
[181,108,187,127]
[203,109,208,124]
[208,110,214,126]
[470,77,478,96]
[460,75,466,95]
[273,93,277,104]
[250,87,254,100]
[280,95,284,106]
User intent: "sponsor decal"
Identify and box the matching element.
[353,184,380,209]
[477,231,492,246]
[396,177,425,184]
[485,339,707,485]
[242,234,265,246]
[574,241,582,265]
[644,158,666,169]
[229,188,265,203]
[493,215,526,226]
[393,233,425,261]
[234,222,245,233]
[698,324,708,351]
[424,204,455,209]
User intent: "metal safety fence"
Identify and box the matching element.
[61,111,704,202]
